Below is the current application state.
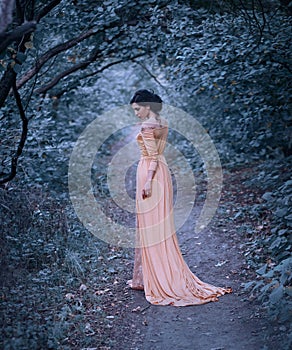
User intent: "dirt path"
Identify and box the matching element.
[134,210,271,350]
[115,208,272,350]
[102,197,285,350]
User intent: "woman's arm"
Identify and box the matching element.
[141,123,158,199]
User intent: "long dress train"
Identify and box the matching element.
[129,118,232,306]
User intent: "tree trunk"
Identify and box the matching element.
[0,69,16,108]
[0,0,15,33]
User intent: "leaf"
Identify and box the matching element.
[215,260,228,267]
[13,63,22,73]
[262,192,273,201]
[79,283,87,291]
[24,41,34,49]
[280,179,292,191]
[263,270,274,278]
[275,207,288,218]
[232,211,243,220]
[16,52,27,63]
[242,281,255,289]
[284,214,292,221]
[269,237,282,251]
[258,280,278,299]
[256,264,267,275]
[274,257,292,272]
[284,286,292,297]
[269,285,283,304]
[278,229,288,236]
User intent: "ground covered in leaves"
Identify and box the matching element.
[0,159,290,349]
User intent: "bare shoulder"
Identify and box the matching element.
[141,117,168,131]
[141,119,158,131]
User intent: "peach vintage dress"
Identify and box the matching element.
[130,117,231,306]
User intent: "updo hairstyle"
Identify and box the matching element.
[130,89,163,113]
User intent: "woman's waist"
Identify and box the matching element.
[139,154,166,161]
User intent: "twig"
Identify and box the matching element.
[140,305,151,313]
[35,0,62,22]
[133,60,166,88]
[0,79,28,184]
[16,28,97,89]
[38,52,146,96]
[0,202,12,212]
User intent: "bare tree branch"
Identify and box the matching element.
[35,59,94,94]
[35,0,62,22]
[133,60,166,88]
[251,0,266,37]
[16,28,97,89]
[48,52,147,97]
[0,0,61,53]
[0,68,16,108]
[0,21,37,53]
[16,14,124,90]
[0,79,28,184]
[33,24,138,95]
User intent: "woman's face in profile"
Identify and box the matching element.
[131,103,150,120]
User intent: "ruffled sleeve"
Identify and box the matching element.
[141,124,158,172]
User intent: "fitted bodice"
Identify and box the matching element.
[136,118,168,172]
[136,125,168,158]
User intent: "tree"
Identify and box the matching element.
[0,0,60,183]
[0,0,169,184]
[0,0,291,184]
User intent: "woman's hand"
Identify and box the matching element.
[142,180,152,199]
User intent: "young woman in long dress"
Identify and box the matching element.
[127,89,232,306]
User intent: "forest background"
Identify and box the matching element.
[0,0,291,349]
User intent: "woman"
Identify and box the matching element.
[127,89,232,306]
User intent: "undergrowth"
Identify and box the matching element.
[243,157,292,329]
[224,156,292,348]
[0,184,131,349]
